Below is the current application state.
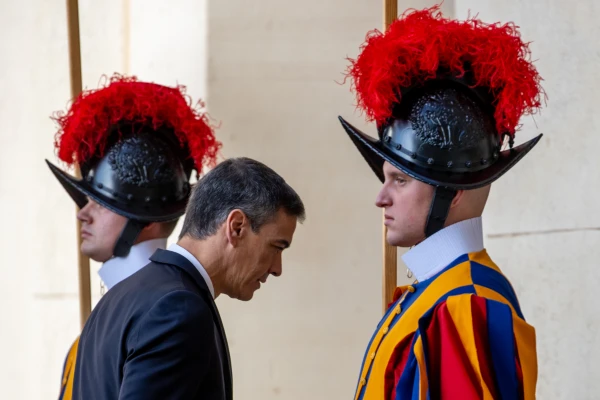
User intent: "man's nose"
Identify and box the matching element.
[77,202,92,223]
[270,259,282,277]
[375,186,391,208]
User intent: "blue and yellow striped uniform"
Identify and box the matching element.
[354,250,537,400]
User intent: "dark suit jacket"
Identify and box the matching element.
[72,249,232,400]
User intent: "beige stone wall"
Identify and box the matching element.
[0,1,207,398]
[0,1,124,397]
[0,0,597,398]
[206,1,381,398]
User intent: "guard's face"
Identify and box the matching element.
[77,198,128,262]
[375,162,434,248]
[224,209,297,301]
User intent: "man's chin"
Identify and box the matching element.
[239,292,254,301]
[386,233,419,249]
[231,288,256,302]
[80,245,111,263]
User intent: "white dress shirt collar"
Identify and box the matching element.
[167,243,215,298]
[98,238,167,290]
[401,217,484,282]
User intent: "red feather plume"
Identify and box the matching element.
[52,74,220,171]
[345,5,545,136]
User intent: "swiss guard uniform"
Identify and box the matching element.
[46,75,220,400]
[338,6,545,400]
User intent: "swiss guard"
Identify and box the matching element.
[46,75,220,400]
[339,5,544,400]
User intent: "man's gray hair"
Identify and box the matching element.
[179,157,305,240]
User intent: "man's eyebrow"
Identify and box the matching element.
[386,171,408,180]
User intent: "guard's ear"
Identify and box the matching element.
[449,189,465,209]
[141,222,158,233]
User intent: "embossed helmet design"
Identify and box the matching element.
[339,6,545,237]
[46,75,220,256]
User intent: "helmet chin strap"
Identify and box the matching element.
[424,186,457,238]
[112,219,149,258]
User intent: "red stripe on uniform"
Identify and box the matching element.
[386,333,415,400]
[471,295,500,398]
[425,302,481,400]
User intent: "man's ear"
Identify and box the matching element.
[450,189,465,209]
[225,209,248,247]
[141,222,158,233]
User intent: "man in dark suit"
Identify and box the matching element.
[71,157,306,400]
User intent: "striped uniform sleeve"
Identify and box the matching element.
[405,294,537,400]
[58,337,80,400]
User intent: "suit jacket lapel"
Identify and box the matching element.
[149,249,233,400]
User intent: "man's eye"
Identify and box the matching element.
[396,177,406,184]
